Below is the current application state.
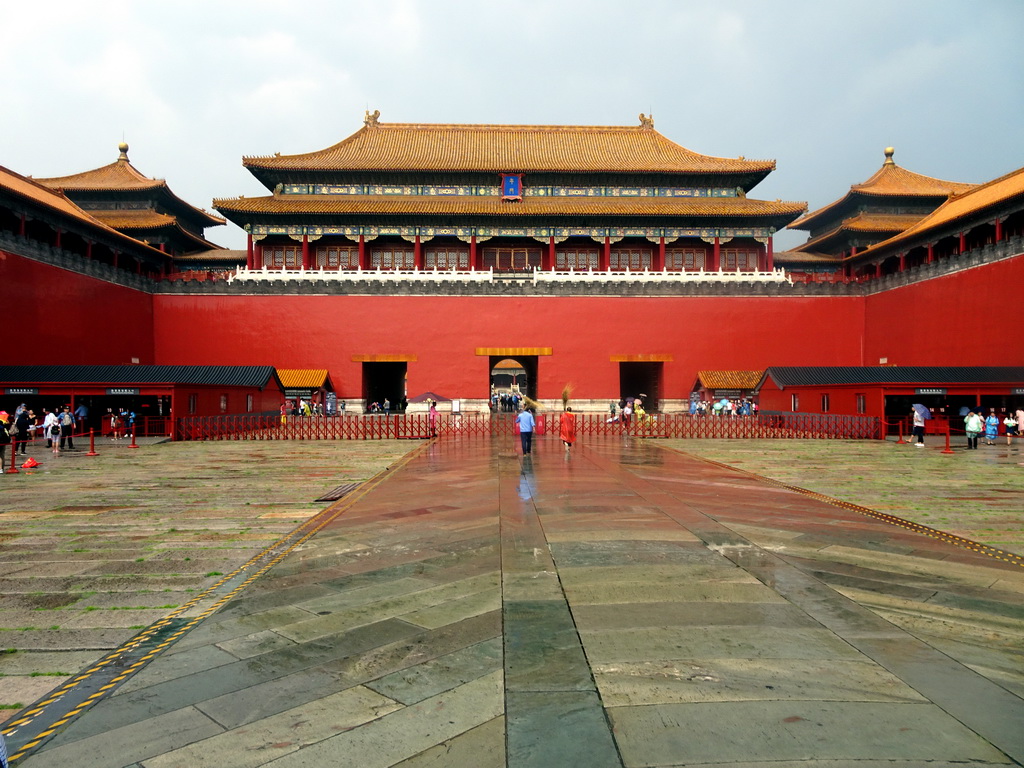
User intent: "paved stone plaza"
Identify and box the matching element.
[1,434,1022,767]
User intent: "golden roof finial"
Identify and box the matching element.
[364,109,381,127]
[118,142,130,161]
[883,147,896,165]
[638,112,654,129]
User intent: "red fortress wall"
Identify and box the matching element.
[3,251,154,365]
[152,293,866,402]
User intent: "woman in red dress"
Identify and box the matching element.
[559,407,577,451]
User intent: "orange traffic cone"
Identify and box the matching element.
[21,457,39,468]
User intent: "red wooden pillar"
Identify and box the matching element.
[766,236,774,271]
[602,236,611,270]
[711,236,721,271]
[358,234,366,268]
[301,234,310,269]
[548,236,556,270]
[113,251,119,269]
[958,232,966,253]
[874,262,882,279]
[656,236,666,271]
[899,253,906,271]
[19,214,26,236]
[414,235,423,269]
[86,241,93,260]
[246,234,254,269]
[470,235,478,270]
[54,228,62,249]
[995,218,1003,242]
[255,242,263,269]
[159,242,166,253]
[926,243,934,263]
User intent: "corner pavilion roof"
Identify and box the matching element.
[851,163,1024,262]
[0,164,166,259]
[795,212,923,253]
[789,148,974,232]
[242,118,776,180]
[36,144,225,228]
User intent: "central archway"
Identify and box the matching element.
[488,355,538,403]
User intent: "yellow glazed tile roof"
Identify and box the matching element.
[696,370,764,390]
[794,212,924,251]
[243,120,776,175]
[214,194,805,219]
[36,145,225,227]
[790,148,974,230]
[276,369,331,389]
[0,164,165,256]
[854,164,1024,260]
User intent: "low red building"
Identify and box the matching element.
[0,365,285,435]
[755,367,1024,424]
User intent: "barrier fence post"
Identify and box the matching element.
[7,441,19,473]
[86,429,98,456]
[941,420,955,454]
[128,427,139,449]
[894,417,907,444]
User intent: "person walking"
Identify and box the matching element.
[0,412,11,472]
[964,409,984,450]
[910,404,929,446]
[516,406,536,455]
[984,409,1000,446]
[13,408,33,455]
[559,407,577,452]
[56,406,76,450]
[1003,411,1018,446]
[428,400,439,438]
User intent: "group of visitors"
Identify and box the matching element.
[492,392,523,412]
[689,399,756,416]
[964,406,1022,449]
[0,403,84,466]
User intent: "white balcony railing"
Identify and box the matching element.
[227,265,792,284]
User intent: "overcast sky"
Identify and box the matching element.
[3,0,1022,250]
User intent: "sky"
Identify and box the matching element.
[3,0,1022,251]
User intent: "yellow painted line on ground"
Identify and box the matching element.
[673,448,1024,569]
[1,443,427,753]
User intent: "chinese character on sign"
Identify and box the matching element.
[501,174,522,201]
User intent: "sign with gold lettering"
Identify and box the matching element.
[500,174,522,201]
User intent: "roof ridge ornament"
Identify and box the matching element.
[883,146,896,166]
[364,109,381,128]
[118,142,130,161]
[638,112,654,129]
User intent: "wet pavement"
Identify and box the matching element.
[6,434,1024,767]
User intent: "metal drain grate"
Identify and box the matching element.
[315,482,361,502]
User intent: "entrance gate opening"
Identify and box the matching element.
[619,362,662,411]
[362,362,407,412]
[489,356,538,402]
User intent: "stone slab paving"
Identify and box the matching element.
[2,434,1023,766]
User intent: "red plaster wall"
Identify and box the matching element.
[863,256,1024,366]
[153,294,865,402]
[3,250,154,364]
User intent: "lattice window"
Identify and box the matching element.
[609,248,651,271]
[264,246,301,268]
[556,248,599,270]
[482,247,542,270]
[316,246,359,269]
[371,247,415,269]
[426,247,470,269]
[721,248,759,271]
[665,248,707,271]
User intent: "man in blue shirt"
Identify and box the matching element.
[516,407,536,455]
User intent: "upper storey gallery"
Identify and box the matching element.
[214,113,805,274]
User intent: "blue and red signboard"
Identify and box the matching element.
[501,173,523,201]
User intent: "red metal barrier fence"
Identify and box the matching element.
[174,412,882,442]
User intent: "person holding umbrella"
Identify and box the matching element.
[910,403,931,446]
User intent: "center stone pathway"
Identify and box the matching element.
[17,436,1024,768]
